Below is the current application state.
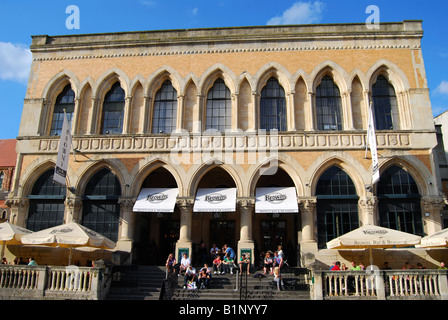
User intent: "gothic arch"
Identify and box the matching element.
[147,66,183,97]
[129,158,185,198]
[187,161,245,198]
[254,62,292,94]
[310,61,350,93]
[198,64,237,96]
[248,155,306,198]
[308,153,367,198]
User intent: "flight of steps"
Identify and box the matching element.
[106,265,167,300]
[106,265,311,300]
[171,270,311,300]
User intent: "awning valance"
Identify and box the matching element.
[255,187,299,213]
[193,188,237,212]
[133,188,179,213]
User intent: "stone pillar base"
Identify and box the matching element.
[299,240,319,268]
[175,240,193,262]
[237,240,255,268]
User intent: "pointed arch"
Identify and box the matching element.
[42,70,80,101]
[308,153,367,198]
[254,62,292,94]
[248,155,306,198]
[310,61,350,93]
[95,67,130,100]
[199,63,237,96]
[147,66,183,97]
[187,161,244,198]
[130,158,185,198]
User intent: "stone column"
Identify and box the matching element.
[286,91,296,131]
[305,92,315,131]
[358,196,377,226]
[117,198,136,253]
[5,198,29,227]
[122,96,133,134]
[342,90,354,130]
[231,93,239,132]
[176,94,186,132]
[71,97,82,135]
[237,198,255,264]
[64,196,83,223]
[421,196,445,235]
[175,197,194,261]
[140,95,151,134]
[298,197,317,267]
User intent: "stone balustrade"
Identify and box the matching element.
[0,265,110,300]
[18,131,424,155]
[312,269,448,300]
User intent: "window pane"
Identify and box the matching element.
[260,78,286,131]
[378,165,423,235]
[316,76,342,131]
[50,85,75,136]
[372,75,398,130]
[316,166,359,248]
[102,83,125,134]
[152,81,178,134]
[206,79,231,132]
[82,168,121,241]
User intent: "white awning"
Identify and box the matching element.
[133,188,179,212]
[255,187,299,213]
[193,188,237,212]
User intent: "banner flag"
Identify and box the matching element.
[53,114,72,187]
[366,102,380,185]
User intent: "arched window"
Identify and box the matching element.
[377,165,423,235]
[260,77,286,131]
[205,78,231,132]
[372,75,399,130]
[316,166,359,249]
[82,168,121,241]
[0,172,4,190]
[152,81,178,134]
[27,169,66,231]
[50,84,75,136]
[102,82,125,134]
[316,75,343,131]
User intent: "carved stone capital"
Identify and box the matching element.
[237,197,255,210]
[176,197,195,210]
[298,198,317,212]
[421,196,446,211]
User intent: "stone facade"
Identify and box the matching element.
[8,21,445,267]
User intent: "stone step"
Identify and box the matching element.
[106,266,311,301]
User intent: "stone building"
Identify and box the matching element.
[8,20,446,267]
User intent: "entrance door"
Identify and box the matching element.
[159,220,180,265]
[209,220,235,250]
[261,220,287,253]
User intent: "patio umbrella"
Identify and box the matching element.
[417,228,448,248]
[21,222,115,265]
[326,225,422,266]
[0,222,33,259]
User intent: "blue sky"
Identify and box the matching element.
[0,0,447,139]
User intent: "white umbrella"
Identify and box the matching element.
[417,228,448,248]
[326,225,422,266]
[21,222,115,265]
[0,222,33,259]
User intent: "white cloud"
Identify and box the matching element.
[435,81,448,95]
[140,0,157,7]
[0,42,32,84]
[191,8,199,16]
[267,1,325,25]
